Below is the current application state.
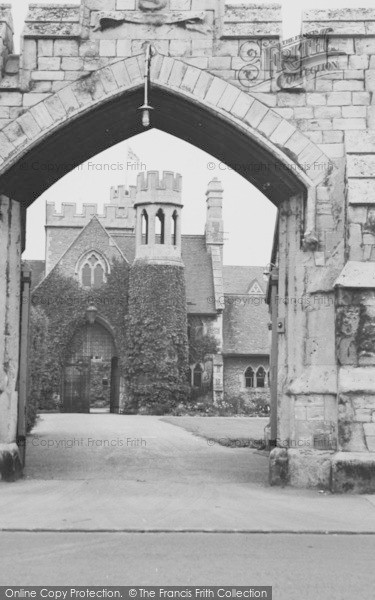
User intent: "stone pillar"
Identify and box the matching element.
[0,195,22,481]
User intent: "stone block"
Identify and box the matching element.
[61,57,83,71]
[86,0,115,8]
[57,87,80,113]
[111,61,130,88]
[204,77,227,106]
[208,57,232,70]
[214,40,239,57]
[116,40,131,57]
[342,106,366,118]
[79,41,100,58]
[44,94,66,121]
[244,99,268,128]
[0,92,22,106]
[216,84,239,112]
[191,39,212,57]
[117,0,136,8]
[347,179,375,205]
[333,80,364,91]
[355,38,375,54]
[169,40,190,57]
[332,118,366,130]
[277,92,306,107]
[315,80,333,92]
[183,57,208,69]
[287,449,333,490]
[22,39,37,71]
[170,0,191,9]
[1,124,25,150]
[22,93,51,107]
[344,70,364,80]
[293,107,314,119]
[31,71,65,81]
[257,111,282,137]
[323,130,343,143]
[269,120,295,145]
[318,143,344,159]
[17,112,41,139]
[38,40,53,57]
[332,452,375,493]
[327,92,352,106]
[54,40,79,57]
[38,57,61,71]
[180,66,200,93]
[30,102,54,129]
[348,155,375,177]
[306,93,326,106]
[349,55,369,69]
[230,93,254,119]
[365,70,375,92]
[0,107,10,119]
[314,106,341,118]
[345,131,375,153]
[31,81,52,93]
[100,40,117,57]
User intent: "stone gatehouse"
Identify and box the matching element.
[0,0,375,492]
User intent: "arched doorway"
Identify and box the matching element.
[62,321,119,414]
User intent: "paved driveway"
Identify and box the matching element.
[1,413,375,532]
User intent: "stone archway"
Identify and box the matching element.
[0,0,374,491]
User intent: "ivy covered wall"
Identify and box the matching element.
[29,259,129,410]
[125,260,190,414]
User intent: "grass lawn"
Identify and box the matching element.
[160,416,269,448]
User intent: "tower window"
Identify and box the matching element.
[156,209,165,245]
[172,211,178,246]
[245,366,255,388]
[141,210,149,245]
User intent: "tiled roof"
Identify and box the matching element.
[111,233,216,315]
[223,265,266,294]
[223,265,270,355]
[22,260,45,290]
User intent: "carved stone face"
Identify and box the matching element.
[139,0,168,11]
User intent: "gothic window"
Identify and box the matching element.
[156,209,165,245]
[193,364,203,388]
[78,252,108,289]
[256,366,266,388]
[245,366,255,388]
[172,211,178,246]
[141,209,149,245]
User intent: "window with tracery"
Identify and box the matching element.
[245,366,255,388]
[78,252,107,289]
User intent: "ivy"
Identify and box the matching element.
[29,260,129,415]
[125,260,190,414]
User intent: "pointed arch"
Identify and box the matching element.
[0,55,334,219]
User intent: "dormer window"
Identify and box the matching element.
[77,251,108,289]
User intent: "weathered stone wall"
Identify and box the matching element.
[223,356,270,410]
[0,195,22,480]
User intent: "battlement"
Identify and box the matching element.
[46,201,136,229]
[134,171,182,207]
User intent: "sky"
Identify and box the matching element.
[11,0,372,266]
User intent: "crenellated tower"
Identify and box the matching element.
[133,171,183,266]
[126,170,189,414]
